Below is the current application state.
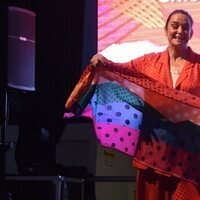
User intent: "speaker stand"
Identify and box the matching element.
[0,89,13,200]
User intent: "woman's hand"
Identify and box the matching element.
[90,54,107,66]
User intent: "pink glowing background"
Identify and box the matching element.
[98,0,200,54]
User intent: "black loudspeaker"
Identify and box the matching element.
[7,6,36,91]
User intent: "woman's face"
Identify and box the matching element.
[165,13,193,48]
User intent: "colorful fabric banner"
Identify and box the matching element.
[64,64,200,185]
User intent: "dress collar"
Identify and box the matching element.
[159,46,196,89]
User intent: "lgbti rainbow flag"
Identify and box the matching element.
[64,64,200,185]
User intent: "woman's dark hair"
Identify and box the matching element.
[165,9,193,29]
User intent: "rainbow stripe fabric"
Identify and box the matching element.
[64,64,200,185]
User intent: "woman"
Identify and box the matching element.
[90,9,200,200]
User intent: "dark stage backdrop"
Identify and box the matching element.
[0,0,97,171]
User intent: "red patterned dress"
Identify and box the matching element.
[104,47,200,200]
[65,47,200,200]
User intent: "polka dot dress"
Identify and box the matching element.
[65,65,200,187]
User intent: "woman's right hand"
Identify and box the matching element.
[90,54,107,66]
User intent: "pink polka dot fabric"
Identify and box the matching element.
[94,123,141,156]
